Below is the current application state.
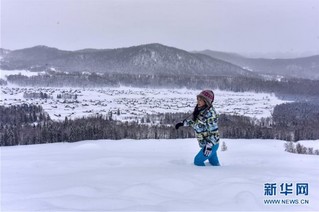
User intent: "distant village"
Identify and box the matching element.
[0,86,282,122]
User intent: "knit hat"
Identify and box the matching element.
[197,90,214,106]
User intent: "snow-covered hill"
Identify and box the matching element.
[1,139,318,211]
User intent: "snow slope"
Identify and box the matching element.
[1,139,319,211]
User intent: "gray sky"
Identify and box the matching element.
[1,0,319,57]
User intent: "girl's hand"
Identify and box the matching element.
[203,142,213,157]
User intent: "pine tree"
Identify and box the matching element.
[296,143,303,154]
[284,142,295,153]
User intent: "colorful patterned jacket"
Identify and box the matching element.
[183,106,220,148]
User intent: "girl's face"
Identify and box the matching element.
[197,97,206,108]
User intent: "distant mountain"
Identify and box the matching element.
[0,44,258,78]
[197,50,319,80]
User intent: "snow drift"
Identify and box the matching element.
[1,139,319,211]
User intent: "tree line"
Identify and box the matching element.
[284,142,319,155]
[0,105,193,146]
[0,104,50,125]
[1,102,319,146]
[272,102,319,141]
[6,72,319,97]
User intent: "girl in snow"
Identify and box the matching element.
[175,90,220,166]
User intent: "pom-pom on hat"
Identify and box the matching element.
[197,90,214,106]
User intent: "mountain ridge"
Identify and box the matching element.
[0,44,257,78]
[197,49,319,80]
[2,44,318,79]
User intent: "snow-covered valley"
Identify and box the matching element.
[1,69,290,122]
[2,70,317,211]
[1,85,287,122]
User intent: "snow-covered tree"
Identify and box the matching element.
[221,141,228,151]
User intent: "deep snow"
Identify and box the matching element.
[1,139,318,211]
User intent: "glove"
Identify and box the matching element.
[175,122,183,130]
[203,142,213,157]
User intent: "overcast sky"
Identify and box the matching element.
[1,0,319,57]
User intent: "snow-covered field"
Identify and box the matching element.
[1,139,318,211]
[1,85,287,122]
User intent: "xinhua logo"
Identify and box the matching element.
[264,183,308,196]
[263,182,310,205]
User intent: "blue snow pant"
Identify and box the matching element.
[194,143,220,166]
